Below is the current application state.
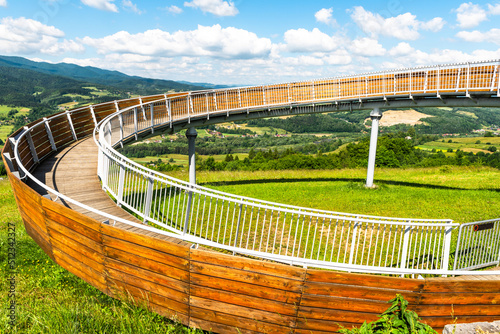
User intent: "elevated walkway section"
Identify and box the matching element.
[28,136,187,245]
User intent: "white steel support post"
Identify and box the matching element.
[441,224,454,277]
[167,99,172,128]
[366,107,382,188]
[143,175,154,224]
[150,103,154,134]
[43,118,57,151]
[348,221,359,265]
[89,106,98,127]
[119,113,124,148]
[184,127,198,234]
[186,127,198,185]
[66,113,78,142]
[23,127,39,164]
[117,162,126,207]
[133,107,138,141]
[9,138,23,178]
[400,226,412,275]
[2,152,16,175]
[100,150,109,190]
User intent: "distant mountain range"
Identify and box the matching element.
[0,55,224,95]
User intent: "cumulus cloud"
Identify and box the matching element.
[388,42,415,57]
[350,6,444,40]
[455,2,487,28]
[81,0,118,12]
[456,28,500,45]
[0,17,84,55]
[166,5,183,14]
[122,0,142,14]
[184,0,238,16]
[349,37,385,56]
[324,50,352,65]
[488,3,500,15]
[283,28,341,52]
[82,24,272,59]
[389,47,500,67]
[420,17,446,32]
[315,8,337,26]
[0,0,7,7]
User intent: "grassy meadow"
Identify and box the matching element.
[168,166,500,224]
[0,105,31,144]
[0,178,203,334]
[417,136,500,154]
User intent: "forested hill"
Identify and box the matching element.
[0,66,123,107]
[0,55,204,95]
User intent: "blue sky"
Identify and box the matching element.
[1,0,500,85]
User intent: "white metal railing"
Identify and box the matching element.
[8,59,500,276]
[96,99,461,275]
[453,219,500,270]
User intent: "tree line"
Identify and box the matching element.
[119,133,347,158]
[143,131,500,173]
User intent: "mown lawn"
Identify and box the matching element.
[177,166,500,224]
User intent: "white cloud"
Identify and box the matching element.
[488,3,500,15]
[349,37,386,56]
[456,28,500,45]
[82,24,272,59]
[122,0,142,14]
[323,50,352,65]
[43,39,85,55]
[283,28,341,53]
[389,47,500,67]
[350,6,444,40]
[0,0,7,7]
[455,2,487,28]
[184,0,238,17]
[0,17,84,55]
[81,0,118,12]
[388,42,415,57]
[420,17,445,32]
[166,5,183,14]
[315,8,336,26]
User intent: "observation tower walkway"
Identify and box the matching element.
[3,59,500,333]
[28,137,188,245]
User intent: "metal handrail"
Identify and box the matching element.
[9,59,500,275]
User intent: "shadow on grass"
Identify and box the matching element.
[200,177,500,192]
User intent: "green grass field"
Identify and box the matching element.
[170,166,500,224]
[0,125,14,144]
[131,153,249,166]
[0,105,30,119]
[417,136,500,153]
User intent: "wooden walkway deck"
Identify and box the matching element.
[29,136,187,245]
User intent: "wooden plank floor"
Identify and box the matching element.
[29,137,188,245]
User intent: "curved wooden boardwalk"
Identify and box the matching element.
[3,60,500,333]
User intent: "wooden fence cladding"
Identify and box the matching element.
[3,162,499,333]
